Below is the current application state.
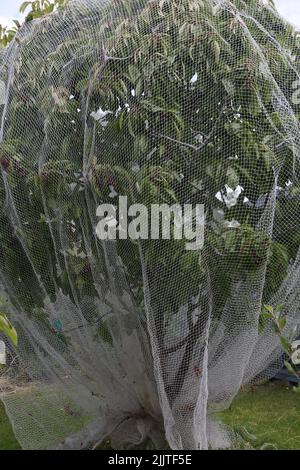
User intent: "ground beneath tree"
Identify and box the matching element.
[0,381,299,450]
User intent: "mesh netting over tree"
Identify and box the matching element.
[0,0,300,450]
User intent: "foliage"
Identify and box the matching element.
[0,0,299,316]
[260,304,300,387]
[0,1,69,47]
[20,0,69,21]
[0,0,299,403]
[0,23,20,48]
[0,314,18,346]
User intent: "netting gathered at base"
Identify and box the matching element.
[0,0,300,450]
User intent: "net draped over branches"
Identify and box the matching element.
[0,0,300,450]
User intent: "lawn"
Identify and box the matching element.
[0,401,20,450]
[1,381,300,450]
[220,381,300,450]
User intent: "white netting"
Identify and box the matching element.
[0,0,300,450]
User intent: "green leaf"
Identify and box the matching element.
[284,360,298,376]
[19,2,31,14]
[212,40,221,64]
[0,313,18,346]
[280,336,291,354]
[12,20,21,29]
[115,79,128,100]
[227,167,239,187]
[44,4,55,14]
[142,100,164,113]
[127,64,141,84]
[263,305,274,315]
[115,110,126,132]
[278,317,287,332]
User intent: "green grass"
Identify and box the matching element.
[220,381,300,450]
[0,401,20,450]
[1,386,92,450]
[1,382,300,450]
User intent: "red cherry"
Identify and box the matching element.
[0,157,10,171]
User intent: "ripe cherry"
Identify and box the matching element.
[0,157,10,171]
